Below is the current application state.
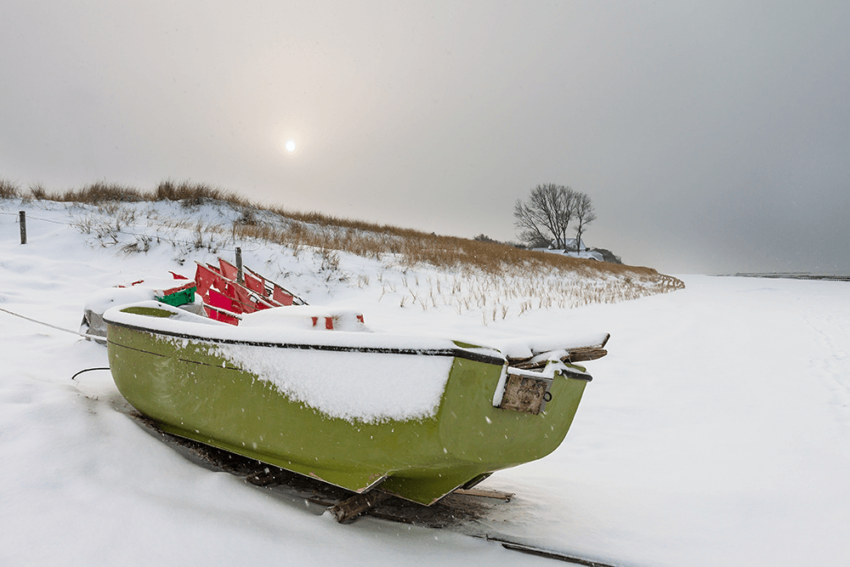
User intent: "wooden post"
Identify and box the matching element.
[19,211,26,244]
[235,247,243,284]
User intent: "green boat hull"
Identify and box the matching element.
[106,307,589,505]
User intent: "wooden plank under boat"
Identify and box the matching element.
[104,301,606,505]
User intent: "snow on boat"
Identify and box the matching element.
[80,275,204,342]
[102,260,609,505]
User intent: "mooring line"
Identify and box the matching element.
[0,306,100,340]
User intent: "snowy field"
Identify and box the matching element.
[1,203,849,566]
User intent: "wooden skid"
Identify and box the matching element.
[329,491,392,523]
[453,487,515,501]
[121,407,508,527]
[119,405,619,565]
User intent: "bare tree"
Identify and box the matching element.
[513,184,576,249]
[572,191,597,251]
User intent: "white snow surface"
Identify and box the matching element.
[212,343,454,423]
[83,285,157,313]
[533,246,604,261]
[84,277,198,312]
[2,201,850,566]
[562,251,604,261]
[239,305,369,332]
[103,301,479,353]
[491,332,610,359]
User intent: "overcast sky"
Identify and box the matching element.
[2,1,848,274]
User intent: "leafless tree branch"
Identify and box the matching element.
[573,191,597,251]
[513,184,576,249]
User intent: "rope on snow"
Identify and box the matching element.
[0,306,101,341]
[71,367,111,381]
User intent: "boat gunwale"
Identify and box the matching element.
[105,317,508,366]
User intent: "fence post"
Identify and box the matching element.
[19,211,26,244]
[235,247,243,283]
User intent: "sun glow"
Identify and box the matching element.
[285,140,296,153]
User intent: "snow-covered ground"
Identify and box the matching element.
[2,202,849,566]
[533,247,605,261]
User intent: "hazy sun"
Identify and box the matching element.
[285,140,296,153]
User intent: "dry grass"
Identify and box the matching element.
[154,179,249,208]
[370,268,683,319]
[1,179,240,206]
[0,179,20,199]
[8,181,685,311]
[50,181,146,203]
[229,219,672,283]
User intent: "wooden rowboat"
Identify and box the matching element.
[104,298,608,505]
